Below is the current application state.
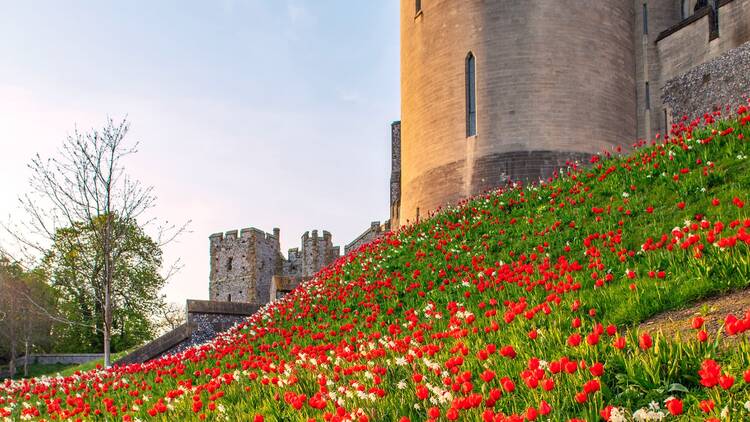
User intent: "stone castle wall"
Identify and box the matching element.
[390,121,401,226]
[116,300,259,365]
[657,0,750,122]
[663,41,750,120]
[345,221,390,254]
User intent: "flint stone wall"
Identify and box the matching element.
[116,300,258,365]
[662,41,750,120]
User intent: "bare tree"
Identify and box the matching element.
[5,117,188,367]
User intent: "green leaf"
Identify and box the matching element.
[667,383,689,393]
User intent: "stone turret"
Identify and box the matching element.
[209,227,340,306]
[208,227,282,305]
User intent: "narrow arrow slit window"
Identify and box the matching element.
[466,52,477,137]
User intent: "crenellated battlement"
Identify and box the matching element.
[210,227,280,243]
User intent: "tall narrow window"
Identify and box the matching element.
[416,0,421,14]
[642,4,648,34]
[227,294,232,302]
[466,52,477,137]
[710,0,720,37]
[645,82,651,110]
[226,257,233,271]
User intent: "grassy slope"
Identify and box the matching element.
[2,109,750,421]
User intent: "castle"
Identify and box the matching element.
[120,0,750,364]
[208,228,339,305]
[210,0,750,307]
[208,222,391,305]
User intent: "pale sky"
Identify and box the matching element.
[0,1,400,304]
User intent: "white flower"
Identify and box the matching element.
[633,408,665,421]
[397,380,407,390]
[744,401,750,412]
[608,407,628,422]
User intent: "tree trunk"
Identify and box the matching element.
[23,337,29,377]
[9,340,16,379]
[103,262,112,368]
[103,214,113,368]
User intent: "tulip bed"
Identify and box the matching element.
[4,105,750,421]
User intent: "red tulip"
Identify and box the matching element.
[699,359,721,387]
[699,400,715,413]
[639,333,653,350]
[692,316,705,329]
[719,374,734,390]
[613,336,626,350]
[589,362,604,377]
[665,397,683,415]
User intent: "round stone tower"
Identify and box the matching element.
[399,0,636,225]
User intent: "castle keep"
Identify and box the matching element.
[392,0,750,226]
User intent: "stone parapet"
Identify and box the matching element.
[187,299,259,316]
[115,322,194,365]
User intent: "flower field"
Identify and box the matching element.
[5,104,750,421]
